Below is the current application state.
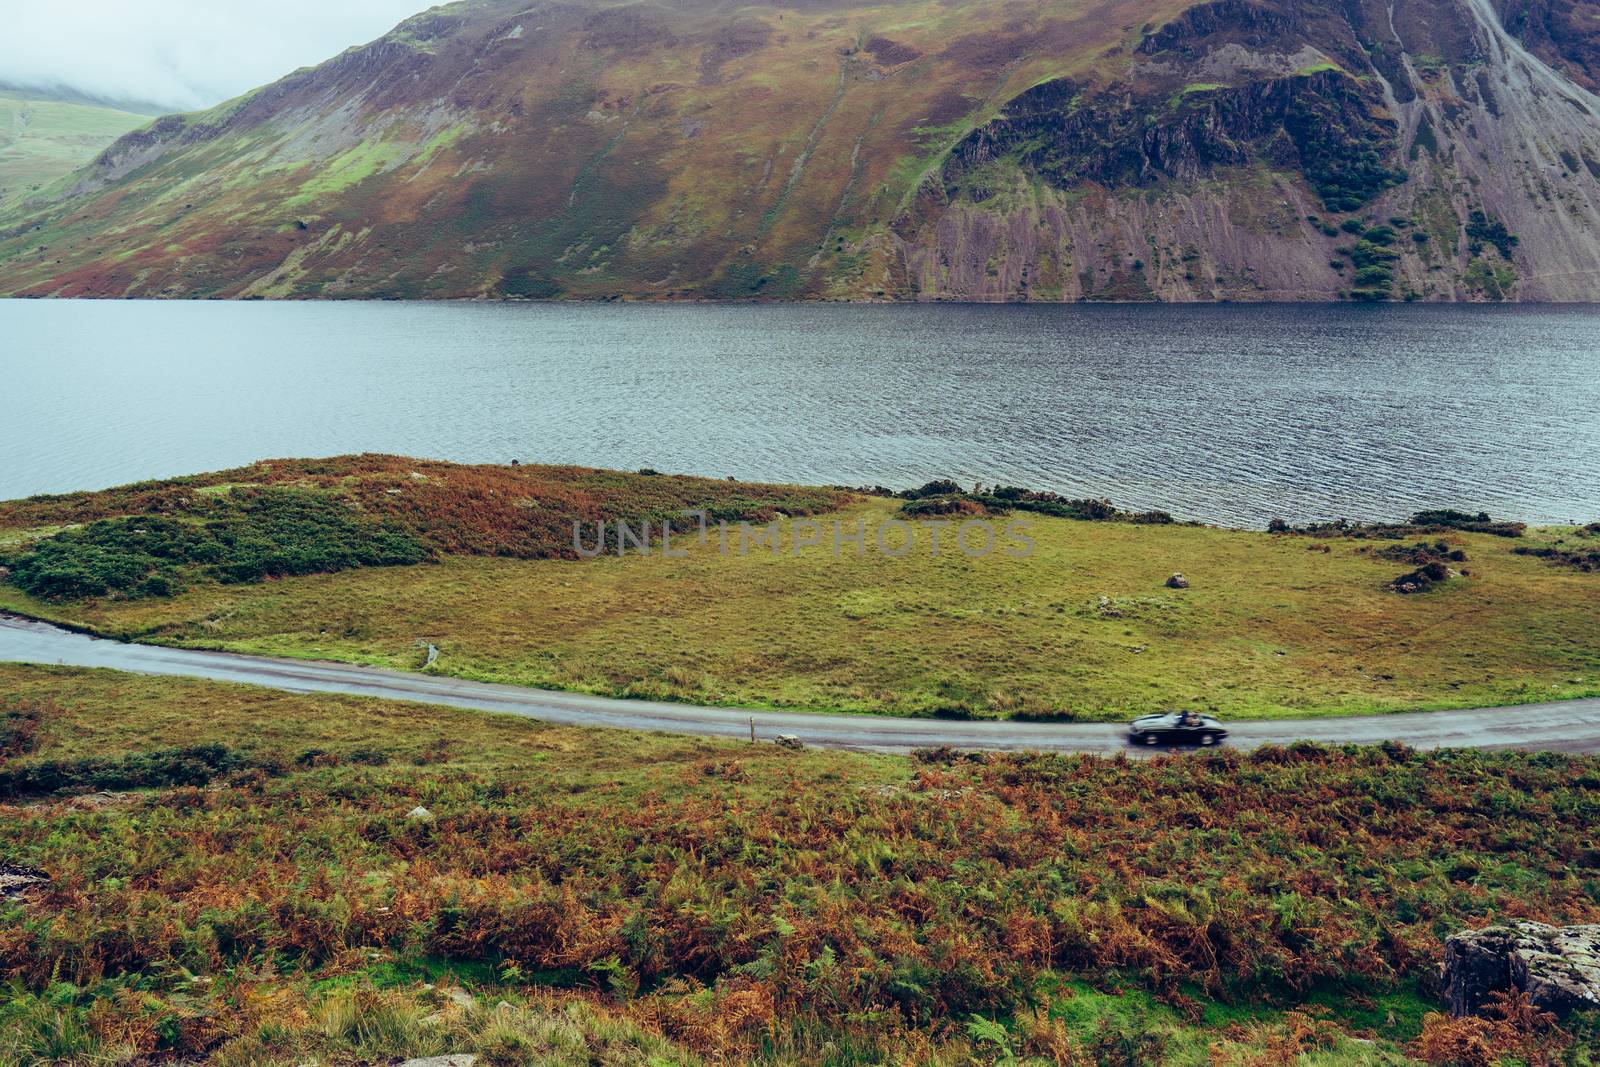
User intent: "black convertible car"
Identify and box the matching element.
[1128,711,1228,746]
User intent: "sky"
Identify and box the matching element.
[0,0,430,114]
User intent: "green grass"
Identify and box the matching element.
[0,91,147,209]
[4,665,1597,1063]
[5,474,1598,720]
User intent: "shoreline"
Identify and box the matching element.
[13,292,1600,307]
[1,454,1590,534]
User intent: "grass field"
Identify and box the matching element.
[3,459,1597,721]
[0,91,147,209]
[3,665,1596,1064]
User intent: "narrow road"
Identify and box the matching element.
[2,614,1597,754]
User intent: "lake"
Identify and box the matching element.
[4,299,1599,527]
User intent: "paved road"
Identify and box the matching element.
[2,613,1597,754]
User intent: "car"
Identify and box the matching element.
[1128,711,1228,747]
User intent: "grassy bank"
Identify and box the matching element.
[2,665,1597,1064]
[2,458,1597,720]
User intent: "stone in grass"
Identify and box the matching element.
[0,863,49,901]
[774,735,805,750]
[1165,573,1189,589]
[398,1057,477,1067]
[407,806,436,823]
[1442,921,1600,1018]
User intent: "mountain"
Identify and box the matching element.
[0,90,149,211]
[3,0,1600,301]
[0,82,170,118]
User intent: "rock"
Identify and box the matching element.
[0,863,49,900]
[407,806,436,823]
[1165,572,1189,589]
[1442,921,1600,1018]
[398,1057,476,1067]
[774,734,804,750]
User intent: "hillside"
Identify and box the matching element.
[0,90,148,211]
[3,664,1598,1063]
[3,456,1598,720]
[3,0,1600,300]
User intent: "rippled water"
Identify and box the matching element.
[4,300,1599,526]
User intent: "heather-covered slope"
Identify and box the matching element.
[4,0,1600,300]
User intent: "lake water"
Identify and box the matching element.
[4,300,1599,527]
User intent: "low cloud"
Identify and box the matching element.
[0,0,427,113]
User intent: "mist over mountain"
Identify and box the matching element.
[0,1,423,112]
[0,82,169,118]
[5,0,1600,301]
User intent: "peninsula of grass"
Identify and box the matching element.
[2,665,1597,1064]
[1,456,1597,722]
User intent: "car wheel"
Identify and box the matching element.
[1200,732,1218,746]
[1142,733,1160,745]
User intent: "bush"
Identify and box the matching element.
[1513,544,1600,572]
[900,496,988,518]
[1465,210,1518,259]
[904,479,964,499]
[0,457,853,600]
[3,491,429,601]
[0,743,276,798]
[0,698,50,760]
[1409,510,1526,537]
[1390,560,1452,593]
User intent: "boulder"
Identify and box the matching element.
[407,806,436,823]
[774,734,804,750]
[0,862,49,901]
[1165,572,1189,589]
[1442,921,1600,1018]
[398,1057,476,1067]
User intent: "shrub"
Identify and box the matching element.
[1410,992,1566,1067]
[0,743,275,798]
[1513,544,1600,572]
[1409,510,1525,537]
[0,698,50,760]
[1465,210,1518,259]
[1390,560,1452,593]
[900,496,988,518]
[1,458,851,600]
[903,479,964,499]
[3,493,428,601]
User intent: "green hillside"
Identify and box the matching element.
[5,0,1600,300]
[0,91,147,210]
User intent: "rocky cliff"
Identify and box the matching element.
[4,0,1600,300]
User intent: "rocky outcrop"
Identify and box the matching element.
[0,862,49,901]
[945,69,1403,213]
[1442,922,1600,1018]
